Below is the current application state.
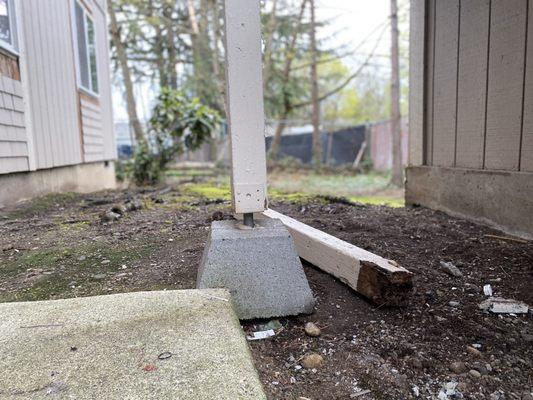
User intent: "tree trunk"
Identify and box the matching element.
[108,0,144,144]
[270,112,288,157]
[390,0,403,186]
[310,0,322,168]
[269,0,308,159]
[164,2,178,89]
[262,0,278,90]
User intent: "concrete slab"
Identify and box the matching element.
[197,219,315,319]
[0,290,266,400]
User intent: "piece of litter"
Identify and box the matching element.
[158,352,172,360]
[258,319,282,331]
[479,297,529,314]
[247,329,276,341]
[438,381,462,400]
[351,389,372,398]
[483,284,493,297]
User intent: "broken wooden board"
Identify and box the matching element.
[262,209,413,306]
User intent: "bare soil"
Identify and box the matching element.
[0,183,531,400]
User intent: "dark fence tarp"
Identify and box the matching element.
[265,125,366,166]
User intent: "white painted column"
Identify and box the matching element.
[223,0,267,214]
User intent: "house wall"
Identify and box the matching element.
[407,0,533,238]
[20,0,82,169]
[0,66,29,174]
[0,0,115,178]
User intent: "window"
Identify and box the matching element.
[74,1,99,95]
[0,0,17,54]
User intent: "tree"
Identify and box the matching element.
[309,0,321,167]
[108,0,144,144]
[390,0,403,186]
[132,89,220,185]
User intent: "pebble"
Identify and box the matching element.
[449,361,467,374]
[101,211,120,223]
[301,353,324,369]
[469,369,482,379]
[439,261,463,277]
[91,273,106,280]
[304,322,321,337]
[449,301,460,308]
[472,362,489,375]
[467,346,482,357]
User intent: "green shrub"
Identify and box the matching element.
[131,89,220,186]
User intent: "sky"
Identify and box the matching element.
[317,0,392,57]
[113,0,399,122]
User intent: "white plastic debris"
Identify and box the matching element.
[438,381,463,399]
[246,329,276,341]
[479,297,530,314]
[483,284,493,296]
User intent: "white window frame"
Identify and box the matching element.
[0,0,19,55]
[72,0,99,97]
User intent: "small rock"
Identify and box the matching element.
[449,361,467,374]
[467,346,482,357]
[472,362,489,375]
[301,353,324,369]
[469,369,482,379]
[110,204,127,215]
[78,255,86,261]
[91,273,106,280]
[439,261,463,277]
[211,211,224,221]
[101,211,120,223]
[304,322,321,337]
[125,200,142,211]
[489,391,504,400]
[408,357,424,369]
[449,301,461,308]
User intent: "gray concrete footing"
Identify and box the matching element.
[197,219,315,320]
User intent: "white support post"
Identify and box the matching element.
[223,0,267,214]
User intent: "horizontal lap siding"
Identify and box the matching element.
[80,98,105,161]
[0,74,29,174]
[20,0,81,169]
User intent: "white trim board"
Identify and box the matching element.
[263,209,413,305]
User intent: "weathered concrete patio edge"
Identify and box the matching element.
[406,166,533,240]
[0,289,267,400]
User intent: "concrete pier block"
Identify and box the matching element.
[197,219,315,319]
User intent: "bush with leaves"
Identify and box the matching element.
[132,89,220,185]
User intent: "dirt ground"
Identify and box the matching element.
[0,177,531,400]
